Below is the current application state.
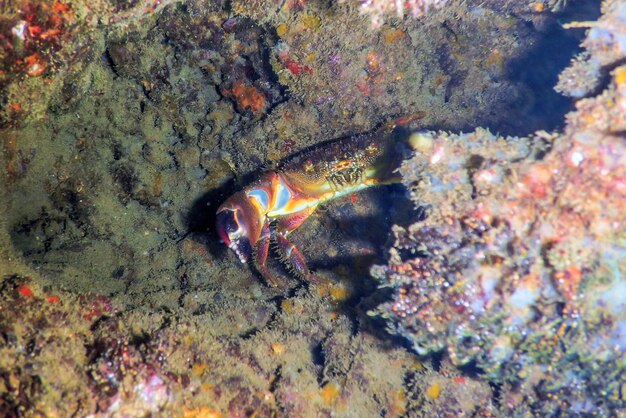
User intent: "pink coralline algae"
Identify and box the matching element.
[372,3,626,415]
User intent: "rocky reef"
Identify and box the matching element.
[0,272,425,416]
[0,0,616,416]
[373,0,626,414]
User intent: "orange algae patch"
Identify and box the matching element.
[53,1,71,14]
[320,382,341,405]
[8,102,23,115]
[530,2,546,12]
[384,28,406,43]
[329,283,350,302]
[366,51,382,80]
[192,363,208,376]
[40,28,63,40]
[271,342,285,355]
[425,383,442,400]
[24,52,46,77]
[18,285,34,298]
[49,1,73,28]
[389,389,407,415]
[614,66,626,87]
[227,80,267,116]
[520,164,552,197]
[47,295,60,303]
[276,22,288,37]
[183,406,221,418]
[554,266,583,301]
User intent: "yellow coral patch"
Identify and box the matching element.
[614,66,626,87]
[411,359,425,371]
[201,383,215,392]
[192,362,207,376]
[281,299,294,314]
[302,14,321,30]
[183,334,194,346]
[276,22,288,38]
[183,406,221,418]
[408,132,433,152]
[426,383,442,400]
[271,343,285,355]
[320,382,341,404]
[329,283,350,302]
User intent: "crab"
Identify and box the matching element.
[216,125,408,286]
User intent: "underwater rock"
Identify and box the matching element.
[0,0,612,416]
[556,0,626,98]
[403,357,497,416]
[373,3,626,414]
[376,117,626,416]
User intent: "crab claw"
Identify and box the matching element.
[216,191,264,264]
[215,209,248,263]
[228,235,253,264]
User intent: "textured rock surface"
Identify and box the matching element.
[0,0,607,416]
[374,1,626,414]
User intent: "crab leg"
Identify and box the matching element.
[274,207,327,284]
[252,221,284,287]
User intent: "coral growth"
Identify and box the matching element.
[373,2,626,414]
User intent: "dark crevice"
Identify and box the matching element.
[465,154,486,200]
[101,48,119,77]
[268,365,281,393]
[311,340,326,385]
[258,26,289,115]
[500,2,600,135]
[177,272,189,309]
[238,327,260,340]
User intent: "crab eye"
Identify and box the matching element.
[216,209,240,244]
